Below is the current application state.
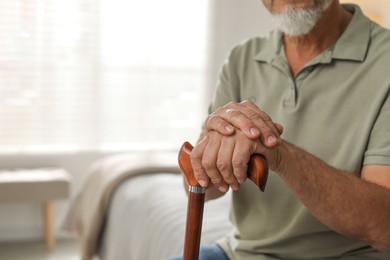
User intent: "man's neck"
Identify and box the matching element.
[284,2,352,76]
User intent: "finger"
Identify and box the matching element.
[222,106,261,139]
[205,102,262,139]
[240,101,280,147]
[204,114,235,136]
[217,136,240,191]
[240,100,280,137]
[275,123,283,135]
[231,134,253,184]
[202,132,229,192]
[190,135,210,188]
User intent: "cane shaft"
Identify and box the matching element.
[183,190,205,260]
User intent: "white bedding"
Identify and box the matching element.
[99,173,233,260]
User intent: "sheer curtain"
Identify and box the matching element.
[0,0,387,155]
[0,0,208,153]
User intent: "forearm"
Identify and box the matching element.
[273,140,390,251]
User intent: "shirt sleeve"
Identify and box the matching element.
[363,89,390,166]
[208,47,241,114]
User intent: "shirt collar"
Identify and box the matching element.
[254,4,371,63]
[254,30,282,63]
[331,4,370,62]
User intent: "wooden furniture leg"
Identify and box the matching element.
[0,168,71,251]
[43,200,55,251]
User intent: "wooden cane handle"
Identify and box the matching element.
[178,141,268,191]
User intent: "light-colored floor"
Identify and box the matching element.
[0,238,80,260]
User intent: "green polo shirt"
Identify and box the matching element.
[209,4,390,259]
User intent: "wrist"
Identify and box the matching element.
[267,139,293,174]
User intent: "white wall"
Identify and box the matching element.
[341,0,390,27]
[0,0,273,242]
[205,0,273,106]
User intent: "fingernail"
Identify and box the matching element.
[250,128,260,137]
[268,136,277,144]
[198,180,206,187]
[218,186,228,193]
[238,178,246,184]
[231,184,239,191]
[225,125,234,133]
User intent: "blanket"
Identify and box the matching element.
[61,151,180,259]
[100,172,233,260]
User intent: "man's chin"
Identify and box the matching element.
[270,0,333,37]
[272,18,316,37]
[277,26,314,37]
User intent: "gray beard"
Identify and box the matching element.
[270,0,333,36]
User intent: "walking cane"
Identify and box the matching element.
[178,141,268,260]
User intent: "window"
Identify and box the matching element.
[0,0,209,153]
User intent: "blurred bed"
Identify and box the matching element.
[62,151,233,260]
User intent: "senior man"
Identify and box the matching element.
[170,0,390,259]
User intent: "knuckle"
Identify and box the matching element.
[191,158,206,178]
[215,119,230,132]
[222,174,235,184]
[193,166,205,179]
[214,106,224,114]
[207,115,220,127]
[190,149,202,161]
[240,100,258,110]
[240,100,253,106]
[216,160,230,173]
[224,101,238,108]
[210,177,223,185]
[232,158,246,170]
[205,114,213,125]
[226,109,241,119]
[207,130,218,138]
[259,126,273,136]
[259,111,272,122]
[213,107,225,117]
[202,158,215,171]
[234,170,246,179]
[246,109,261,121]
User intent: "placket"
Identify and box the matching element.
[271,55,297,108]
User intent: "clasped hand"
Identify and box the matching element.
[191,101,283,193]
